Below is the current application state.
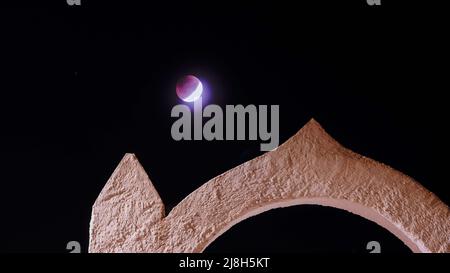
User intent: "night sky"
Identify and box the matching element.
[0,1,447,253]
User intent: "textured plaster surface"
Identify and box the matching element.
[89,119,450,253]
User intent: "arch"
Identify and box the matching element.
[204,203,413,253]
[89,119,450,253]
[199,198,420,252]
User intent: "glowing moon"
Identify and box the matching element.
[176,75,203,102]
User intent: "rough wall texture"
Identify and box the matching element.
[89,119,450,253]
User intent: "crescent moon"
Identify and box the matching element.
[183,81,203,102]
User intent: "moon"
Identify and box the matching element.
[176,75,203,102]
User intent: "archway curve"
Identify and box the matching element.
[89,119,450,253]
[204,203,413,253]
[200,198,418,252]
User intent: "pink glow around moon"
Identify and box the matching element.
[176,75,203,102]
